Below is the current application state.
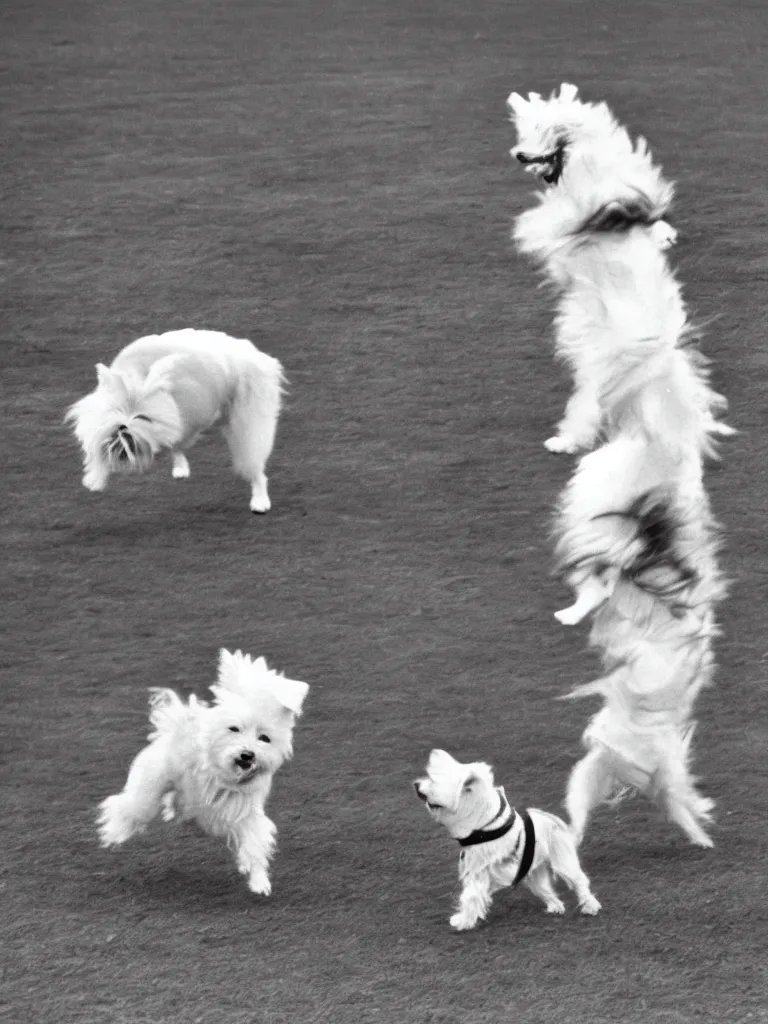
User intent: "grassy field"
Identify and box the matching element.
[3,0,768,1021]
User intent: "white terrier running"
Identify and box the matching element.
[98,649,309,895]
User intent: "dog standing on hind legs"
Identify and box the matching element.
[66,328,284,513]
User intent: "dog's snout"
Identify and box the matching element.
[413,781,427,801]
[236,750,256,768]
[516,151,532,164]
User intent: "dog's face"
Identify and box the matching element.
[414,749,497,837]
[198,649,309,787]
[99,418,156,474]
[508,83,619,185]
[197,694,294,787]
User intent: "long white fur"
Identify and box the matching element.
[508,84,730,849]
[97,649,309,895]
[506,84,731,454]
[414,749,600,930]
[66,328,285,512]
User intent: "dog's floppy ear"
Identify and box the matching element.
[558,82,579,103]
[270,676,309,717]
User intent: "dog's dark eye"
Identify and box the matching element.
[258,733,271,743]
[133,414,152,423]
[228,726,241,733]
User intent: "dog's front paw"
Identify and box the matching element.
[579,896,602,915]
[449,912,479,931]
[554,605,584,626]
[248,872,272,896]
[249,496,271,514]
[653,221,678,250]
[83,471,108,492]
[161,793,176,822]
[545,899,566,915]
[544,434,578,455]
[171,454,190,479]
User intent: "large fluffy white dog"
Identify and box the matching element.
[414,749,600,930]
[506,84,725,455]
[553,367,727,848]
[66,328,284,512]
[98,649,309,894]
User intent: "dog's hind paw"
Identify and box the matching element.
[545,899,566,915]
[544,434,579,455]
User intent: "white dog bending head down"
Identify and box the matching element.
[414,749,601,930]
[98,649,309,896]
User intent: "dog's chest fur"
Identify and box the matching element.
[172,770,269,835]
[459,812,529,885]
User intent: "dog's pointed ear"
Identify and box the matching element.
[96,363,115,389]
[272,676,309,717]
[558,83,579,102]
[217,647,241,689]
[506,91,528,117]
[252,656,268,672]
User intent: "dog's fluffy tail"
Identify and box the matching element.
[66,363,184,475]
[147,688,196,741]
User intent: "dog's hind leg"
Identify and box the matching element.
[565,747,616,846]
[224,364,283,514]
[549,831,601,914]
[97,745,171,848]
[655,757,714,848]
[523,867,565,914]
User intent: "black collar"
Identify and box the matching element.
[457,792,516,847]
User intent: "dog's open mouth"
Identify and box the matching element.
[415,786,443,811]
[515,145,565,185]
[238,765,266,784]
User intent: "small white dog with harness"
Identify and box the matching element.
[414,749,601,931]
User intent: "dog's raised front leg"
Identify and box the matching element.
[555,570,618,625]
[449,871,492,931]
[232,813,277,895]
[546,380,601,455]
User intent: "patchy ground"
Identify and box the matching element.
[3,0,767,1021]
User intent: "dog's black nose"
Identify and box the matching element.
[516,151,530,163]
[236,751,255,768]
[413,781,427,800]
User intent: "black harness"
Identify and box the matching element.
[457,796,536,886]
